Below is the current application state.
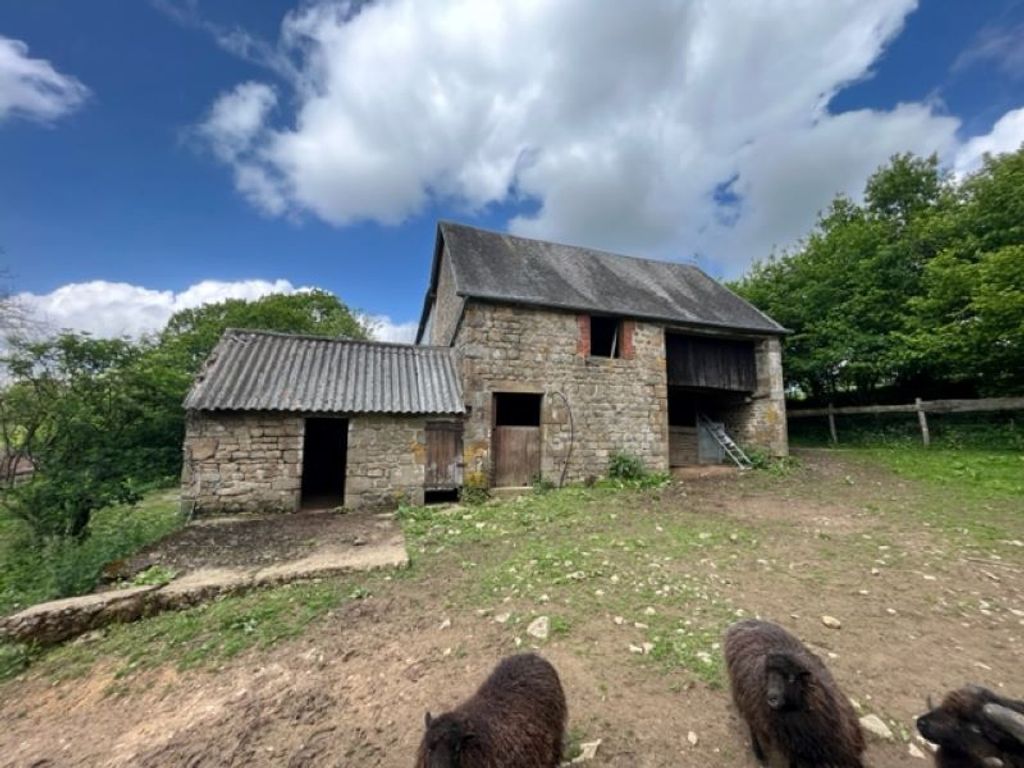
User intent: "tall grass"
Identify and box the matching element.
[0,488,183,615]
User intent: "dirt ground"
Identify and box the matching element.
[109,509,394,580]
[2,449,1022,768]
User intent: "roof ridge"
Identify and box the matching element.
[223,328,451,350]
[439,220,704,272]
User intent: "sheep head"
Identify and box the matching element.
[764,652,812,711]
[421,711,475,768]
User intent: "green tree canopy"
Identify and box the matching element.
[732,147,1024,399]
[158,289,370,374]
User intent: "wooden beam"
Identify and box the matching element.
[788,396,1024,418]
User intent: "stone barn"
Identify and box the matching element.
[182,331,464,512]
[182,221,788,513]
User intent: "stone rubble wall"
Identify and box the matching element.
[427,243,464,346]
[723,337,789,457]
[182,412,432,513]
[182,412,304,514]
[345,414,428,508]
[455,302,670,484]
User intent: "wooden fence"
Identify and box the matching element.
[787,396,1024,445]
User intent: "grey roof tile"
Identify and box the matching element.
[437,221,786,334]
[185,330,463,414]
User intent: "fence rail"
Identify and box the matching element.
[787,396,1024,445]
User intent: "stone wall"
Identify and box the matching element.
[182,411,432,513]
[455,302,670,484]
[345,414,428,507]
[723,337,789,456]
[182,412,303,514]
[428,244,464,346]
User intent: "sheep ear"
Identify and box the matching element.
[983,703,1024,744]
[424,711,433,728]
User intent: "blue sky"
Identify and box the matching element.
[1,1,1022,341]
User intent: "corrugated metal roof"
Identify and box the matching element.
[429,221,787,336]
[184,330,464,415]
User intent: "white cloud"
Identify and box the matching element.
[364,314,418,344]
[0,36,89,124]
[953,22,1024,80]
[17,278,303,338]
[195,0,1021,274]
[954,106,1024,178]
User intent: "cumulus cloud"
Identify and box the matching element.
[18,278,419,345]
[0,36,89,124]
[17,278,303,338]
[194,0,1021,274]
[954,106,1024,178]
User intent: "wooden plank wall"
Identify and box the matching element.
[665,334,756,391]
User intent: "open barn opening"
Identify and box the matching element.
[301,417,348,509]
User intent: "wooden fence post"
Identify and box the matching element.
[827,402,838,444]
[915,397,930,447]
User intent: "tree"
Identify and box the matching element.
[0,334,152,539]
[732,147,1023,399]
[158,289,369,374]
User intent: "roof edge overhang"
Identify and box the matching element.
[458,293,792,336]
[414,223,448,344]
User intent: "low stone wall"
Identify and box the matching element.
[182,412,303,514]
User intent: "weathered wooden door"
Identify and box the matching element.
[425,422,464,490]
[492,426,540,487]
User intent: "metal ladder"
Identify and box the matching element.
[697,413,752,470]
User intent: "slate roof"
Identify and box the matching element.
[184,330,464,414]
[418,222,786,339]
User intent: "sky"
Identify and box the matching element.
[1,0,1023,343]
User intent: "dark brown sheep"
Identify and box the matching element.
[724,619,865,768]
[415,653,567,768]
[917,685,1024,768]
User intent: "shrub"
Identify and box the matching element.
[608,451,646,481]
[460,470,491,506]
[745,447,801,476]
[532,474,556,494]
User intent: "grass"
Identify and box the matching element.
[0,487,184,616]
[2,445,1019,693]
[400,484,750,687]
[2,579,359,685]
[839,445,1024,547]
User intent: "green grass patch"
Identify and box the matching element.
[21,580,356,683]
[842,446,1024,546]
[0,487,183,616]
[400,484,750,686]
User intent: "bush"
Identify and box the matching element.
[532,474,556,494]
[459,470,491,506]
[745,447,801,476]
[608,451,646,481]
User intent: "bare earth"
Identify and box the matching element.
[2,449,1022,768]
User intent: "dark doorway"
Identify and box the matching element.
[492,392,542,487]
[301,418,348,508]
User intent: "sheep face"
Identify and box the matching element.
[917,701,1008,766]
[421,712,473,768]
[765,652,811,711]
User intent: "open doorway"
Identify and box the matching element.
[301,417,348,508]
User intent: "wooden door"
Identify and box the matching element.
[492,426,540,487]
[425,422,463,490]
